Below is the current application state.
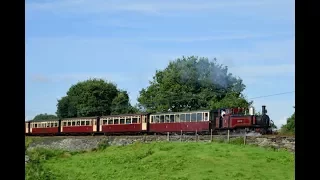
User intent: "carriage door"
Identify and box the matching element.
[141,115,147,131]
[93,119,97,132]
[25,123,29,134]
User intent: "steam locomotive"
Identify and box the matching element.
[25,105,273,136]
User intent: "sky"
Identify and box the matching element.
[25,0,295,129]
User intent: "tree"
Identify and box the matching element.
[56,78,134,118]
[33,113,58,121]
[111,90,139,115]
[56,96,77,118]
[280,106,295,134]
[137,56,251,113]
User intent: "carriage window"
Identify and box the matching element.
[72,121,75,126]
[137,117,141,123]
[120,118,125,124]
[34,124,37,128]
[126,117,131,124]
[68,122,71,126]
[165,115,170,122]
[103,120,108,125]
[180,114,186,122]
[191,113,197,122]
[76,121,80,126]
[150,116,154,123]
[132,118,138,124]
[108,119,113,124]
[197,113,203,121]
[186,114,191,122]
[160,115,164,123]
[63,122,67,126]
[86,121,90,125]
[81,121,85,125]
[204,113,209,120]
[175,115,180,122]
[170,115,174,122]
[114,119,119,124]
[55,123,58,127]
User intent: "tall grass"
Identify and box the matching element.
[26,141,294,180]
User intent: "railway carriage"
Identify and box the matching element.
[149,110,214,134]
[99,113,149,134]
[26,119,60,135]
[60,117,98,134]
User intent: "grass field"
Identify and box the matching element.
[26,141,294,180]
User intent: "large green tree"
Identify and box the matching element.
[33,113,58,121]
[56,78,134,118]
[137,56,251,113]
[111,90,139,115]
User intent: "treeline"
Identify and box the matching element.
[279,107,295,134]
[29,56,293,134]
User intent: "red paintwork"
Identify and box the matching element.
[149,122,210,132]
[32,127,59,134]
[62,126,93,133]
[229,116,252,128]
[101,124,142,132]
[223,116,229,128]
[215,118,220,128]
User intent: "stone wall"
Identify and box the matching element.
[27,135,295,152]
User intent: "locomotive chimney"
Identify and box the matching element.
[262,105,266,115]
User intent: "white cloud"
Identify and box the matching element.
[275,116,289,129]
[30,73,137,83]
[27,32,285,43]
[142,33,275,43]
[26,0,293,19]
[229,64,295,78]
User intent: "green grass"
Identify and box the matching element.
[26,141,294,180]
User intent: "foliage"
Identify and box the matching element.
[25,148,66,180]
[32,113,58,121]
[97,139,110,150]
[137,56,251,113]
[39,142,294,180]
[25,137,33,151]
[111,90,139,115]
[56,78,135,118]
[280,106,295,134]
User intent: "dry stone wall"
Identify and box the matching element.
[26,135,295,152]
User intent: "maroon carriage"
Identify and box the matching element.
[99,113,149,134]
[60,117,97,134]
[149,110,213,134]
[28,119,60,135]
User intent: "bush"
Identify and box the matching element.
[229,137,245,145]
[97,139,110,150]
[25,148,66,180]
[25,137,33,151]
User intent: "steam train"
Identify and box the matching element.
[25,105,274,136]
